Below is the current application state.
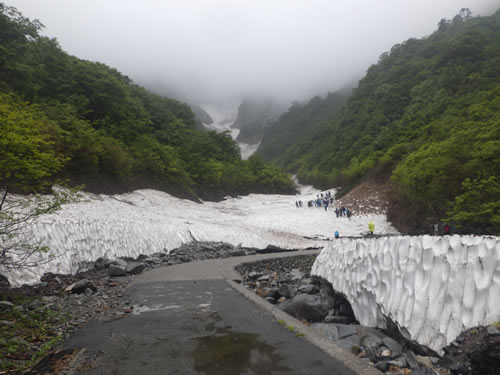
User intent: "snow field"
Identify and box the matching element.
[311,235,500,353]
[2,188,397,285]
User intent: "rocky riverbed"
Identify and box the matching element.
[236,255,500,375]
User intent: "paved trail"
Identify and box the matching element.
[62,251,380,375]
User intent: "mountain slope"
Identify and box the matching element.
[259,9,500,234]
[0,4,295,199]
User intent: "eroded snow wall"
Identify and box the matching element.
[311,235,500,354]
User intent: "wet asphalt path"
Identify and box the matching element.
[63,278,357,375]
[61,250,380,374]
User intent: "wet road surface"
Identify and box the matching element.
[63,279,357,375]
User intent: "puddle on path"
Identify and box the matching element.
[192,331,290,375]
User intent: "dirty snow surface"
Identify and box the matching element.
[4,185,397,285]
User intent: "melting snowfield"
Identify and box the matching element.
[312,235,500,353]
[3,186,397,285]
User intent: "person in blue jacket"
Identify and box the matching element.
[334,230,340,239]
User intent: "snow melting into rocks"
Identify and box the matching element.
[311,235,500,354]
[2,187,397,286]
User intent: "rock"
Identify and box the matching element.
[278,284,297,299]
[337,324,358,339]
[411,369,435,375]
[231,249,246,257]
[416,355,434,369]
[111,259,128,268]
[324,315,354,324]
[126,262,145,275]
[337,334,361,351]
[0,273,9,287]
[487,326,500,336]
[266,297,277,305]
[298,284,319,294]
[64,279,97,294]
[277,296,287,303]
[405,350,419,369]
[381,349,392,357]
[0,300,14,310]
[290,269,305,281]
[388,357,407,368]
[382,336,403,355]
[248,271,260,280]
[267,288,280,299]
[108,264,127,277]
[310,323,340,341]
[28,299,41,309]
[0,320,15,326]
[279,294,329,322]
[258,274,271,282]
[374,361,390,371]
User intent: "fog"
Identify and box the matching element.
[8,0,500,104]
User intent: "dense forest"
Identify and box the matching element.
[257,9,500,235]
[0,4,295,200]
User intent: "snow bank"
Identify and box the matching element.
[311,235,500,353]
[1,188,397,286]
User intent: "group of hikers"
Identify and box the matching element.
[294,191,352,217]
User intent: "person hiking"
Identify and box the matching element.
[368,221,375,236]
[433,223,439,235]
[334,230,339,239]
[443,224,451,235]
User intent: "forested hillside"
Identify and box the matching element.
[258,9,500,234]
[257,89,350,163]
[0,4,294,199]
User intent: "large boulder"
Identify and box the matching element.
[108,264,127,277]
[278,294,329,322]
[126,262,145,275]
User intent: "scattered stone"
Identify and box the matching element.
[416,355,434,369]
[388,357,407,368]
[405,350,419,369]
[0,273,10,287]
[126,262,145,275]
[278,284,297,299]
[64,279,97,294]
[411,368,435,375]
[108,264,127,277]
[28,299,41,310]
[382,336,403,355]
[487,326,500,336]
[0,300,14,310]
[111,259,128,268]
[290,269,305,281]
[381,349,392,357]
[266,297,277,305]
[257,274,271,282]
[297,284,318,294]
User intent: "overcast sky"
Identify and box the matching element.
[8,0,500,104]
